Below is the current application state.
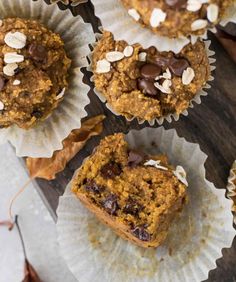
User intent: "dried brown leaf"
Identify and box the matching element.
[22,259,42,282]
[0,220,14,230]
[26,115,105,180]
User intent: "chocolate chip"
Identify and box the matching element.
[100,162,122,179]
[0,76,5,91]
[165,0,187,9]
[32,110,43,118]
[103,194,119,215]
[140,63,161,80]
[152,54,172,68]
[28,43,47,62]
[132,226,151,241]
[128,150,145,167]
[169,57,190,77]
[138,78,159,96]
[123,199,143,216]
[85,179,105,194]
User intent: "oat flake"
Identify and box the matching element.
[4,32,27,49]
[106,51,124,62]
[0,101,4,111]
[96,59,111,74]
[150,8,166,28]
[123,46,134,57]
[128,8,140,21]
[207,4,219,23]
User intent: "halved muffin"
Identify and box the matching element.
[72,133,188,248]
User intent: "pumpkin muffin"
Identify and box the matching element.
[0,18,71,129]
[121,0,234,38]
[92,31,210,121]
[71,133,188,248]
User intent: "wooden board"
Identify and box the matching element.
[33,1,236,281]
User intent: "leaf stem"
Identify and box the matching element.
[14,215,27,261]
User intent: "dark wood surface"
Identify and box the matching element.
[32,1,236,281]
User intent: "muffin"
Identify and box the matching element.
[71,133,188,248]
[121,0,234,38]
[92,31,210,121]
[0,18,71,129]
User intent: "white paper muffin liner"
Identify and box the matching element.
[227,160,236,224]
[88,36,215,126]
[91,0,236,53]
[0,0,95,157]
[57,127,235,282]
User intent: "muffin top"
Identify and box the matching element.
[0,18,71,129]
[72,133,187,247]
[121,0,233,38]
[92,31,210,121]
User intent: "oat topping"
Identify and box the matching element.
[56,88,66,100]
[3,63,18,77]
[150,8,167,28]
[106,51,125,62]
[123,46,134,57]
[12,79,21,86]
[0,101,4,111]
[144,159,168,170]
[4,52,24,64]
[138,52,147,62]
[207,3,219,22]
[4,31,27,49]
[174,166,188,186]
[191,19,208,31]
[128,8,141,21]
[182,67,195,85]
[154,79,172,94]
[96,59,111,73]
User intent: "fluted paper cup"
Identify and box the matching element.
[91,0,236,53]
[227,160,236,224]
[88,34,215,126]
[0,0,95,157]
[57,127,235,282]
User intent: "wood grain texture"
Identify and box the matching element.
[33,1,236,281]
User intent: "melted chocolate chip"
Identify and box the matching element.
[103,194,119,215]
[140,63,161,80]
[32,110,43,118]
[85,180,105,194]
[128,150,145,167]
[28,43,47,62]
[132,226,151,241]
[152,54,172,68]
[138,78,159,96]
[169,57,190,76]
[165,0,187,9]
[123,199,143,216]
[100,162,122,179]
[0,76,5,91]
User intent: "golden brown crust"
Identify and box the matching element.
[71,133,187,248]
[121,0,234,38]
[0,18,71,129]
[92,31,210,121]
